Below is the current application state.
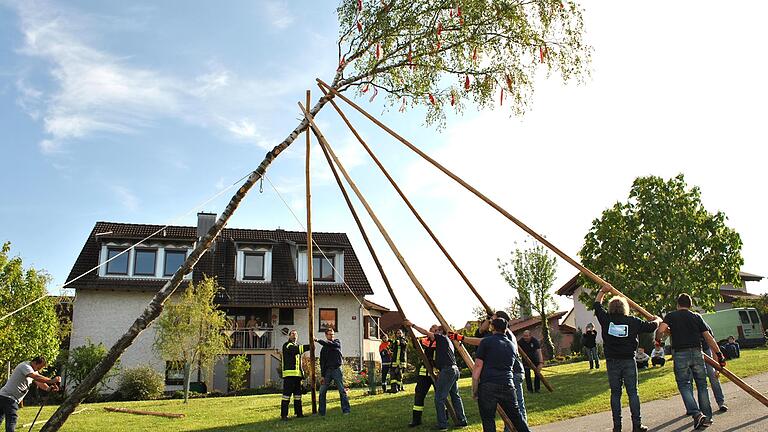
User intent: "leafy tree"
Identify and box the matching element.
[226,355,250,393]
[0,242,60,374]
[578,174,743,314]
[44,3,592,429]
[153,276,230,403]
[499,243,558,357]
[66,339,120,398]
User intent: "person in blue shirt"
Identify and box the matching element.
[472,318,532,432]
[315,328,351,416]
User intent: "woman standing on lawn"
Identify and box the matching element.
[583,323,600,369]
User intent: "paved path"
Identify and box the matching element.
[535,372,768,432]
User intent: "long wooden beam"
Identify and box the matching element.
[305,90,318,414]
[317,84,553,393]
[299,102,517,431]
[315,133,459,424]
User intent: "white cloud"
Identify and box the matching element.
[39,139,62,154]
[264,1,295,29]
[112,185,139,211]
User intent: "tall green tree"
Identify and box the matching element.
[499,243,557,357]
[44,2,592,429]
[154,276,230,403]
[579,174,743,314]
[0,242,60,374]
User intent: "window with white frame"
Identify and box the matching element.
[100,243,192,279]
[236,245,272,282]
[164,250,187,276]
[297,249,343,283]
[312,254,335,281]
[133,249,157,276]
[243,252,265,280]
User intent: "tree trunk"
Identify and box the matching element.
[540,311,555,360]
[182,362,191,404]
[40,77,341,432]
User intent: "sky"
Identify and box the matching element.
[1,0,766,328]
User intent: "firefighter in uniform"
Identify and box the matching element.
[390,328,408,393]
[379,334,392,393]
[409,334,438,427]
[281,329,310,421]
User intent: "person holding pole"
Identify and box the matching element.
[656,293,725,430]
[0,356,60,432]
[280,330,310,421]
[518,330,543,393]
[389,328,407,393]
[409,333,437,427]
[472,317,532,432]
[467,310,528,423]
[404,320,468,431]
[316,327,351,416]
[594,284,661,432]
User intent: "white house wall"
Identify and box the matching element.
[288,294,364,362]
[571,287,604,344]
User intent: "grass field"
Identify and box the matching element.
[15,347,768,431]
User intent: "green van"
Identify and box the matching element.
[701,308,766,348]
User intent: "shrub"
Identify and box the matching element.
[227,355,250,392]
[117,366,164,401]
[66,339,120,398]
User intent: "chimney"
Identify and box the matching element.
[197,212,216,238]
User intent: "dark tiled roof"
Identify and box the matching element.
[67,221,373,307]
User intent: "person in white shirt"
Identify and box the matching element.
[0,356,60,432]
[650,342,666,367]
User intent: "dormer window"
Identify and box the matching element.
[106,248,129,275]
[243,252,265,280]
[134,249,157,276]
[164,250,187,276]
[313,254,335,282]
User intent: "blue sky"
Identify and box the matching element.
[2,1,767,325]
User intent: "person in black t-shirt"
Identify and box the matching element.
[472,318,531,432]
[594,284,661,432]
[657,294,726,430]
[583,323,600,369]
[518,331,542,393]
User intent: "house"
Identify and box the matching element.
[66,213,384,393]
[556,271,765,344]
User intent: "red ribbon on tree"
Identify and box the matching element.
[376,43,381,59]
[472,47,478,61]
[451,92,456,106]
[506,74,513,90]
[500,88,504,106]
[357,0,363,12]
[357,20,362,32]
[437,22,443,37]
[539,46,547,63]
[464,75,470,90]
[369,86,378,102]
[428,93,436,105]
[361,84,369,93]
[338,55,346,70]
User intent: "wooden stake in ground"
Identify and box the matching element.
[315,131,459,424]
[305,89,319,414]
[317,84,553,392]
[299,102,518,431]
[104,407,184,419]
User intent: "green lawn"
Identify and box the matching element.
[16,347,768,431]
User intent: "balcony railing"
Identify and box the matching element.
[230,327,274,350]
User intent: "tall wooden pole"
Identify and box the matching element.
[305,90,318,414]
[316,131,459,423]
[299,102,517,431]
[317,85,553,392]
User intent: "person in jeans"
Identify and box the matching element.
[316,328,351,416]
[405,320,468,431]
[701,322,728,413]
[594,284,661,432]
[472,317,532,432]
[650,342,666,367]
[657,294,726,430]
[468,310,528,423]
[0,356,60,432]
[583,323,600,369]
[518,331,543,393]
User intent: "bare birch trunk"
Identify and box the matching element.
[40,77,341,432]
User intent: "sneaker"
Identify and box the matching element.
[718,404,728,413]
[632,425,648,432]
[693,414,711,430]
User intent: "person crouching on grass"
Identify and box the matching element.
[0,356,61,432]
[594,284,661,432]
[472,318,532,432]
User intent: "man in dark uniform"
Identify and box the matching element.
[281,329,310,421]
[379,334,392,393]
[518,330,543,393]
[409,331,438,427]
[390,328,408,393]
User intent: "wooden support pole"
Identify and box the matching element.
[317,85,553,393]
[103,407,184,419]
[305,89,318,414]
[316,135,459,423]
[603,286,768,408]
[299,102,517,431]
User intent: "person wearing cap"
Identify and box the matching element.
[472,317,532,432]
